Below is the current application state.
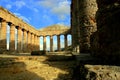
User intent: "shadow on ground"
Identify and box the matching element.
[0,57,45,80]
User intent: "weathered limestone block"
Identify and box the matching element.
[83,65,120,80]
[91,0,120,57]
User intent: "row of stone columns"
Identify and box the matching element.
[42,34,68,52]
[0,19,40,52]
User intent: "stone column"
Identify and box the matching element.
[78,0,97,53]
[64,34,68,50]
[0,20,7,50]
[57,35,60,51]
[43,36,46,51]
[23,29,27,52]
[9,24,15,51]
[50,35,53,52]
[31,33,34,51]
[34,35,37,51]
[71,0,80,53]
[37,36,40,50]
[17,27,22,52]
[27,31,31,52]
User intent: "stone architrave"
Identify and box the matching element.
[9,24,15,51]
[0,20,7,50]
[50,35,53,52]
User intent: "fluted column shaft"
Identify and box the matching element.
[34,35,37,51]
[37,36,40,50]
[0,20,7,50]
[43,36,46,51]
[64,34,68,50]
[9,24,15,51]
[57,35,60,51]
[27,32,31,52]
[50,35,53,52]
[17,27,22,52]
[31,33,34,51]
[23,30,27,52]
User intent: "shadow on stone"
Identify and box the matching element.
[31,50,46,56]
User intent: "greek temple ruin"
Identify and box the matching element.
[0,7,71,53]
[0,0,120,58]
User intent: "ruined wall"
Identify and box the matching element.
[91,0,120,58]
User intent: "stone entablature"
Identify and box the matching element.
[0,7,39,35]
[39,24,71,36]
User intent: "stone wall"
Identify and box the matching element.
[90,0,120,58]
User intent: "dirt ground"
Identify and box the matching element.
[0,53,76,80]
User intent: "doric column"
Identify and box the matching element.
[37,36,40,50]
[64,34,68,50]
[9,24,15,51]
[17,27,22,52]
[23,29,27,52]
[27,31,31,52]
[0,20,7,50]
[50,35,53,52]
[31,33,34,51]
[57,35,60,51]
[78,0,97,53]
[34,35,37,51]
[43,36,46,51]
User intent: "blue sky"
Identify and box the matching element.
[0,0,71,29]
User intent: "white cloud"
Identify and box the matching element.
[38,0,71,20]
[14,13,30,23]
[33,8,39,12]
[14,1,26,9]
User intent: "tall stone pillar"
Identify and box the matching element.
[57,35,60,51]
[23,29,27,52]
[71,0,80,53]
[37,36,40,50]
[34,35,37,51]
[50,35,53,52]
[31,33,34,51]
[0,20,7,50]
[27,31,31,52]
[78,0,97,53]
[64,34,68,50]
[43,36,46,51]
[17,27,22,52]
[9,24,15,51]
